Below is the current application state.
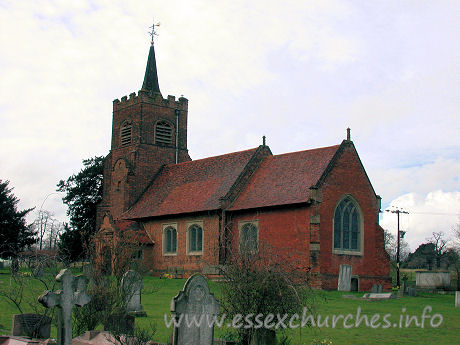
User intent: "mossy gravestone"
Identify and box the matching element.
[170,274,219,345]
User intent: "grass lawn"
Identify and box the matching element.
[1,270,459,345]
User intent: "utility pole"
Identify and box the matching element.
[385,208,409,288]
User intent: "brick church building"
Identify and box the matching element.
[95,39,391,291]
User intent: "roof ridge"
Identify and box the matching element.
[272,144,341,158]
[165,147,260,168]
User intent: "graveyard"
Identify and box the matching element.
[0,266,459,345]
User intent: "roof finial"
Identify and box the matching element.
[262,135,266,146]
[346,127,351,141]
[148,19,161,45]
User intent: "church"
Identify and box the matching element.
[95,38,391,291]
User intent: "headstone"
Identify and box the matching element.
[38,269,91,345]
[250,329,276,345]
[103,313,135,335]
[371,284,383,293]
[11,314,51,339]
[171,274,220,345]
[337,265,352,292]
[397,281,405,298]
[456,291,460,307]
[362,292,393,300]
[121,270,146,316]
[407,287,417,297]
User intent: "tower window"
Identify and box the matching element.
[120,123,132,146]
[333,196,362,253]
[155,121,173,145]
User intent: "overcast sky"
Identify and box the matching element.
[1,0,459,251]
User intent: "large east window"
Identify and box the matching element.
[333,196,362,253]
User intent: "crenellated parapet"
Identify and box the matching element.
[113,90,188,111]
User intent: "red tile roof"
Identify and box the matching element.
[115,220,153,244]
[228,145,340,211]
[123,148,259,219]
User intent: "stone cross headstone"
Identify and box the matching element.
[337,265,352,292]
[38,269,91,345]
[170,274,220,345]
[456,291,460,307]
[121,270,146,316]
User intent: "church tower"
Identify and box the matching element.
[97,37,191,224]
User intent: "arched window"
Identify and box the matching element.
[155,121,173,145]
[240,222,258,252]
[333,196,361,252]
[163,226,177,254]
[120,122,132,146]
[188,224,203,254]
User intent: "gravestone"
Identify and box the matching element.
[11,314,51,339]
[371,284,383,293]
[362,292,393,300]
[38,269,91,345]
[121,270,146,316]
[406,287,417,297]
[337,265,352,292]
[103,313,135,335]
[171,274,220,345]
[456,291,460,307]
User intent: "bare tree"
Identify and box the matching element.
[427,231,448,269]
[384,229,410,264]
[33,210,56,251]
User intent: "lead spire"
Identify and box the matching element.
[142,19,161,94]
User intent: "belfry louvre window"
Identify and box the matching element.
[188,224,203,253]
[120,123,132,146]
[155,121,173,145]
[333,196,361,251]
[240,222,258,252]
[164,226,177,254]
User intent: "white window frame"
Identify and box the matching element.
[186,221,204,255]
[162,223,178,256]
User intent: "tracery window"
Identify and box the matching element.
[333,196,361,252]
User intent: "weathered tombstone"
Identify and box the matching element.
[337,265,352,292]
[103,313,135,335]
[121,270,146,316]
[398,281,405,298]
[407,287,417,297]
[456,291,460,307]
[251,329,276,345]
[371,284,383,293]
[170,274,219,345]
[38,269,91,345]
[11,314,51,339]
[363,292,393,300]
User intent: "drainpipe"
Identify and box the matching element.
[175,109,180,164]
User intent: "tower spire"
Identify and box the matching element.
[142,20,161,93]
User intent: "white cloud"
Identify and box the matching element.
[380,191,460,251]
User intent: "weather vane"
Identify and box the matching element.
[149,19,161,44]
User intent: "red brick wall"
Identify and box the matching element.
[228,207,311,268]
[316,143,391,291]
[142,213,220,275]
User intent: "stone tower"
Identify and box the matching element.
[97,41,191,225]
